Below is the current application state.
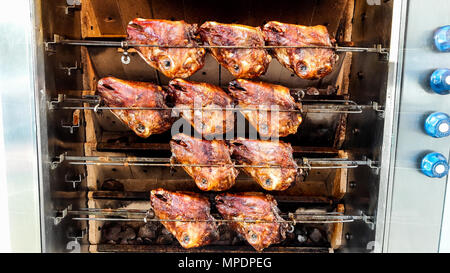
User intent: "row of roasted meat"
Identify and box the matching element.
[97,77,303,138]
[127,19,336,80]
[150,188,289,251]
[170,133,300,192]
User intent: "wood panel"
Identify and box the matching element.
[81,0,152,38]
[330,203,345,249]
[81,0,350,37]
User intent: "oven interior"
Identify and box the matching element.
[36,0,394,253]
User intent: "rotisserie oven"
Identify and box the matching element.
[1,0,450,253]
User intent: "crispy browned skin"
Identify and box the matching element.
[199,22,271,79]
[228,79,302,138]
[230,138,299,191]
[150,189,218,248]
[127,19,206,78]
[215,193,288,251]
[170,134,238,191]
[168,79,234,136]
[97,77,172,138]
[262,21,336,80]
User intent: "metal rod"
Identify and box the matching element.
[50,96,364,114]
[55,39,388,54]
[55,155,376,170]
[66,207,373,224]
[71,208,345,217]
[71,217,356,224]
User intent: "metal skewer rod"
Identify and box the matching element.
[70,208,345,217]
[50,96,364,114]
[53,39,388,54]
[70,217,356,224]
[52,105,363,114]
[54,155,377,170]
[68,211,362,224]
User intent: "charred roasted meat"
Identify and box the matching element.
[150,189,219,248]
[215,193,288,251]
[230,138,299,191]
[168,79,234,136]
[262,21,336,80]
[228,79,302,138]
[127,19,206,78]
[199,22,271,79]
[97,77,173,138]
[170,134,238,191]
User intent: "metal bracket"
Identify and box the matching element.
[66,227,86,253]
[51,153,67,170]
[372,101,385,119]
[65,0,81,15]
[48,94,65,110]
[65,173,84,189]
[44,34,63,54]
[361,211,375,230]
[376,44,390,60]
[60,61,81,76]
[120,42,131,65]
[361,156,381,175]
[61,109,81,134]
[53,204,72,225]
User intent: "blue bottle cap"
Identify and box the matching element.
[421,153,449,178]
[430,69,450,95]
[425,112,450,138]
[434,25,450,52]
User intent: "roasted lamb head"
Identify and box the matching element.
[97,77,173,138]
[150,188,219,248]
[168,79,234,136]
[228,79,302,138]
[262,21,336,80]
[230,138,299,191]
[199,22,271,79]
[170,134,238,191]
[127,19,206,78]
[215,193,288,252]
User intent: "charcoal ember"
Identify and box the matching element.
[102,223,122,242]
[309,228,325,243]
[135,237,144,245]
[156,235,173,245]
[218,225,232,241]
[101,179,124,191]
[119,226,136,244]
[285,231,296,241]
[138,224,157,240]
[231,233,245,245]
[295,228,308,244]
